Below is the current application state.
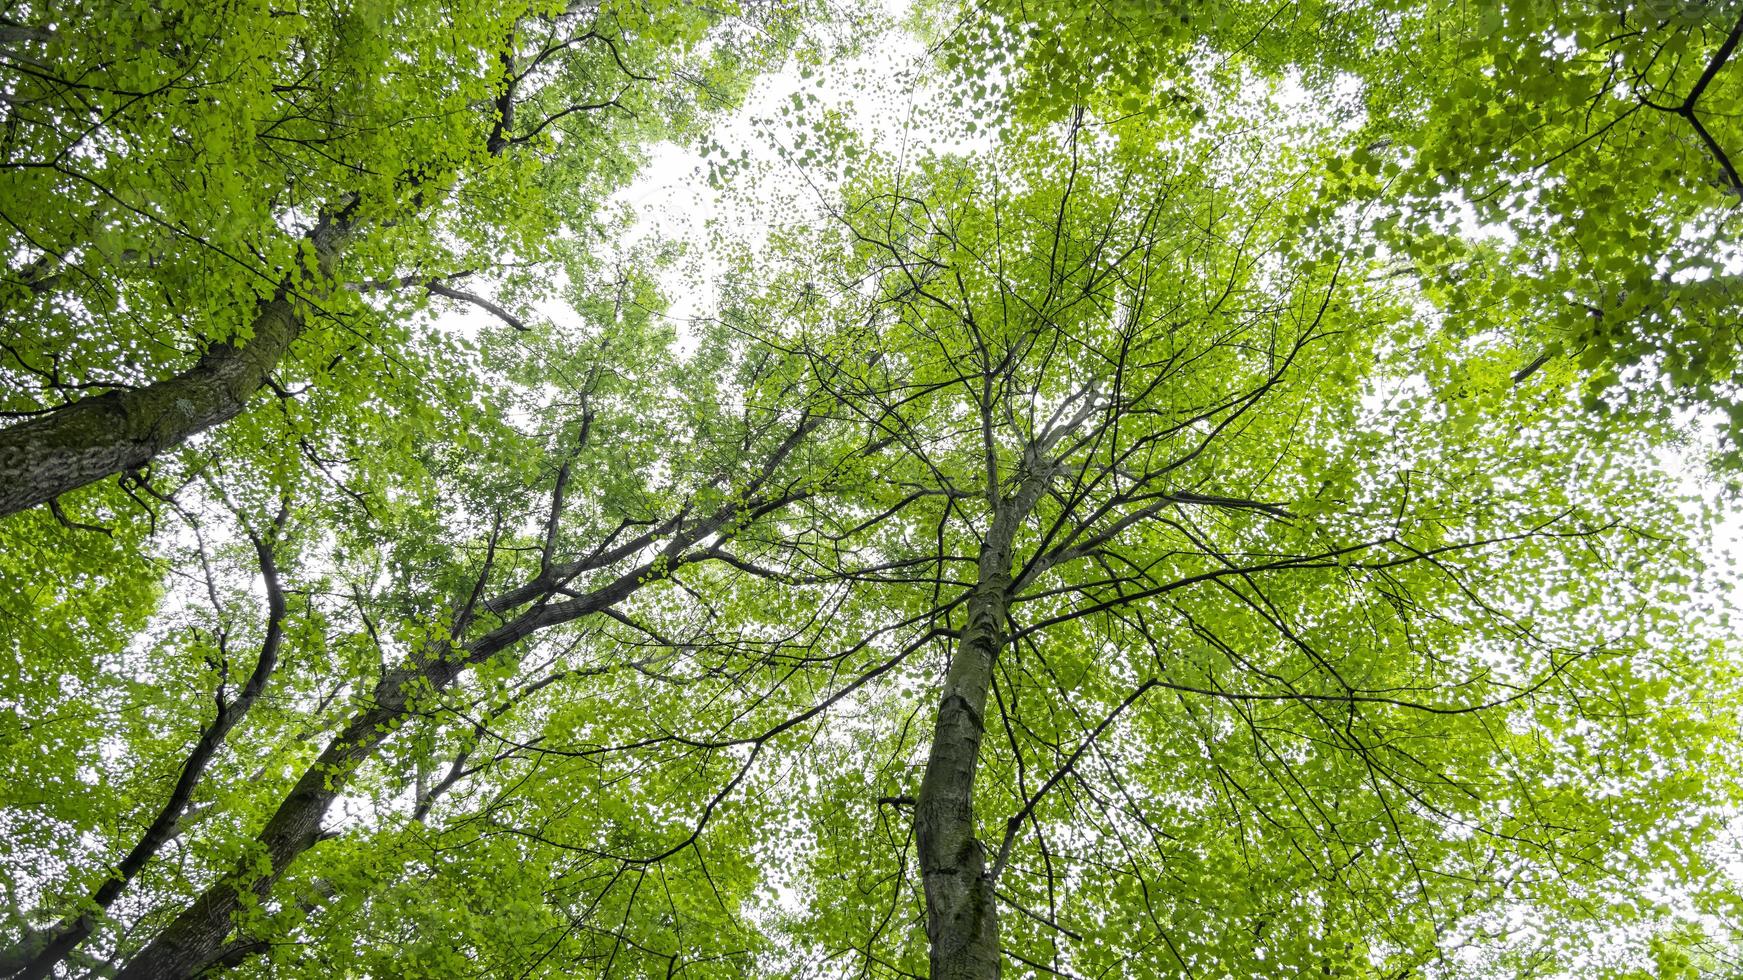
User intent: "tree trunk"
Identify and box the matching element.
[113,554,665,979]
[915,421,1066,979]
[916,570,1008,980]
[917,466,1040,980]
[0,304,299,518]
[1,524,290,980]
[0,207,354,519]
[112,695,405,980]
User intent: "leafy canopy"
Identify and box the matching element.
[2,1,1741,979]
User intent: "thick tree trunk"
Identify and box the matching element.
[0,302,298,517]
[112,695,405,980]
[916,571,1008,980]
[0,208,354,519]
[113,555,664,980]
[1,525,291,980]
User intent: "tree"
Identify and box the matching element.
[0,1,808,976]
[673,96,1736,978]
[951,0,1743,458]
[0,248,889,976]
[0,0,755,518]
[2,3,1739,979]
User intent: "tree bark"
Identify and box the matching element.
[0,207,354,519]
[1,526,290,980]
[917,473,1039,980]
[111,695,403,980]
[915,403,1074,980]
[916,569,1008,980]
[113,549,676,979]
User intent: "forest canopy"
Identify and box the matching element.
[1,1,1741,978]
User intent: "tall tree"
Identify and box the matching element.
[0,3,801,972]
[695,107,1737,978]
[0,0,755,517]
[948,0,1743,459]
[0,250,886,977]
[3,4,1740,978]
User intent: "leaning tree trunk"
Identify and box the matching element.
[0,206,354,519]
[1,531,290,980]
[112,554,667,980]
[110,693,406,980]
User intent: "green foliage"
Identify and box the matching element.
[964,0,1743,464]
[2,3,1741,979]
[712,103,1740,978]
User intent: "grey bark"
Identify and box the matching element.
[111,564,650,980]
[1,519,290,980]
[917,482,1056,978]
[915,390,1088,980]
[110,697,402,980]
[0,206,355,519]
[916,570,1009,980]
